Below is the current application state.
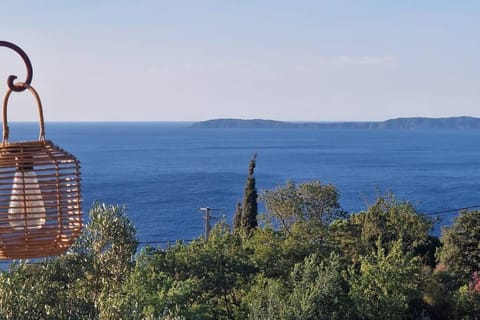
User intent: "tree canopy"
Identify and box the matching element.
[439,210,480,279]
[0,185,478,319]
[261,180,346,233]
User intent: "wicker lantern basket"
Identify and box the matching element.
[0,84,82,259]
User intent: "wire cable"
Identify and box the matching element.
[420,205,480,216]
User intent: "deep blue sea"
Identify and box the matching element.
[8,122,480,243]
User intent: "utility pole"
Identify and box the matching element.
[199,207,223,241]
[199,207,212,241]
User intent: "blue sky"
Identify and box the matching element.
[1,1,479,121]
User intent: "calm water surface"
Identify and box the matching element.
[9,122,480,242]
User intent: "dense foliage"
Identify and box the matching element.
[438,210,480,280]
[1,186,479,319]
[261,180,346,233]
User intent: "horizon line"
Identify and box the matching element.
[7,115,480,124]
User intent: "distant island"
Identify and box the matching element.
[191,117,480,129]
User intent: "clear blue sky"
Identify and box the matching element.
[1,0,479,121]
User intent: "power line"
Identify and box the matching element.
[1,206,479,265]
[420,205,480,216]
[137,239,194,244]
[135,205,480,245]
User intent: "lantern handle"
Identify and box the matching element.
[2,83,46,143]
[0,41,33,92]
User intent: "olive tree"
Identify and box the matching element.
[261,180,345,233]
[439,210,480,280]
[0,203,138,319]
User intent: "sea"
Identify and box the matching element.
[7,122,480,244]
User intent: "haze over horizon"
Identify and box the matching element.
[9,114,480,124]
[1,1,479,122]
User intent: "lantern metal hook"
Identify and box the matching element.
[0,40,33,92]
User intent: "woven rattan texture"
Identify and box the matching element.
[0,140,82,259]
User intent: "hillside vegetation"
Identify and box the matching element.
[0,188,479,319]
[192,117,480,129]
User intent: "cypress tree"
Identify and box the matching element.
[233,201,242,232]
[241,153,258,233]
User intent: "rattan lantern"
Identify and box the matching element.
[0,84,82,259]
